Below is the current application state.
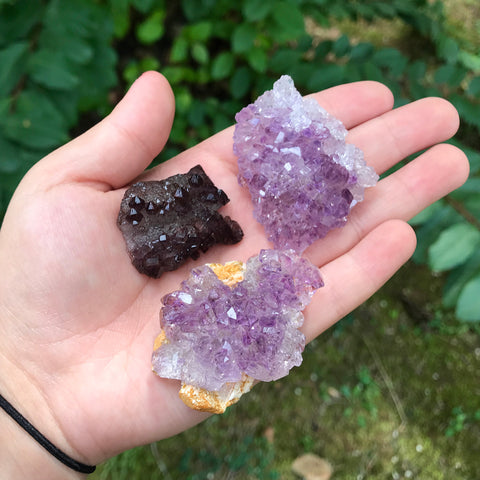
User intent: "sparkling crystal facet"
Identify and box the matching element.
[234,75,378,252]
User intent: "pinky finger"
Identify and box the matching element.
[303,219,417,342]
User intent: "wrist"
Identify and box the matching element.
[0,350,91,479]
[0,406,86,480]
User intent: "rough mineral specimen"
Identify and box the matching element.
[234,75,378,252]
[152,249,323,393]
[117,165,243,278]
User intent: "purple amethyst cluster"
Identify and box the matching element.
[152,250,323,391]
[234,75,378,252]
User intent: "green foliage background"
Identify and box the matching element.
[0,0,479,476]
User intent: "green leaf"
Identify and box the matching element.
[437,36,459,64]
[443,249,480,308]
[307,64,345,91]
[185,21,213,43]
[132,0,158,13]
[428,222,480,272]
[449,178,480,199]
[44,0,99,39]
[211,52,234,80]
[468,76,480,97]
[464,197,480,222]
[230,67,252,99]
[333,35,350,57]
[181,0,215,22]
[0,0,43,46]
[170,37,189,63]
[409,201,444,226]
[3,90,69,150]
[456,274,480,322]
[434,64,466,87]
[27,50,79,90]
[232,24,257,53]
[136,10,165,44]
[109,0,130,38]
[62,37,94,65]
[297,33,313,52]
[458,51,480,72]
[407,60,427,81]
[413,204,463,263]
[447,139,480,174]
[315,40,333,60]
[0,41,29,96]
[349,42,374,62]
[76,40,117,112]
[355,3,375,19]
[242,0,273,21]
[344,63,363,83]
[187,100,206,128]
[254,76,274,97]
[289,63,316,86]
[0,135,21,174]
[174,86,193,114]
[271,1,305,40]
[213,111,232,134]
[247,47,268,73]
[372,48,406,73]
[139,56,160,72]
[191,43,209,65]
[375,2,396,17]
[362,62,384,83]
[0,97,11,118]
[450,94,480,128]
[270,49,301,73]
[162,66,187,85]
[368,51,392,72]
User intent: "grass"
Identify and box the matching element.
[91,262,480,479]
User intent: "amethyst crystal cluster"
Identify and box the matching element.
[118,165,243,278]
[234,75,378,252]
[152,250,323,391]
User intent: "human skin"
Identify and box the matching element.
[0,71,469,478]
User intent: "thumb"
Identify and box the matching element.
[27,71,175,191]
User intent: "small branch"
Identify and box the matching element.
[362,335,407,432]
[446,196,480,231]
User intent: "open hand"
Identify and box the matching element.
[0,72,468,474]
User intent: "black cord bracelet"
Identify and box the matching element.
[0,392,96,474]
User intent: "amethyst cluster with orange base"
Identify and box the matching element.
[152,250,323,413]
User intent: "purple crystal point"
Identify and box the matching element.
[234,75,378,252]
[152,250,323,391]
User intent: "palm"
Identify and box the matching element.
[0,72,468,465]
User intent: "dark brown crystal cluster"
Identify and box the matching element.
[117,165,243,278]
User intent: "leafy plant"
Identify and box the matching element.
[0,0,116,219]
